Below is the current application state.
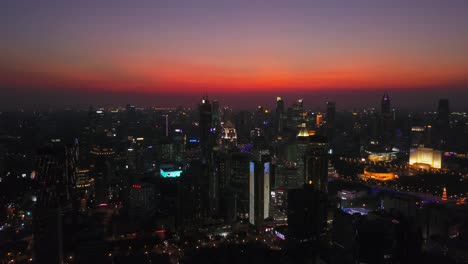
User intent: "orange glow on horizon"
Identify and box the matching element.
[1,57,467,93]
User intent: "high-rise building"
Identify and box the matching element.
[199,96,213,160]
[249,150,271,227]
[128,183,156,219]
[381,92,391,115]
[380,92,393,145]
[287,185,327,243]
[291,99,305,129]
[437,99,450,126]
[276,96,285,135]
[230,152,252,219]
[212,100,221,130]
[326,101,336,142]
[199,97,218,216]
[32,145,77,264]
[436,99,450,147]
[296,123,310,186]
[304,135,329,193]
[89,145,115,205]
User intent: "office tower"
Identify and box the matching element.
[291,99,305,129]
[436,99,450,147]
[380,92,393,145]
[230,152,252,219]
[437,99,450,126]
[255,105,264,128]
[222,106,234,124]
[410,126,425,147]
[236,110,254,141]
[287,185,327,243]
[296,123,310,186]
[249,150,271,227]
[198,97,218,216]
[304,135,329,193]
[199,96,214,159]
[276,96,285,135]
[33,204,63,264]
[212,100,221,129]
[128,183,156,219]
[32,145,77,264]
[381,92,391,115]
[172,128,185,163]
[326,101,336,142]
[89,145,115,205]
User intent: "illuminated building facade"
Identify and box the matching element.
[359,167,397,181]
[249,150,270,227]
[221,126,237,148]
[366,150,398,162]
[159,163,183,178]
[409,147,442,169]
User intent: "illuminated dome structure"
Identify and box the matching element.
[359,166,397,181]
[365,145,399,162]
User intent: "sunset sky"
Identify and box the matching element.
[1,0,467,109]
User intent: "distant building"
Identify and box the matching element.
[276,96,285,135]
[380,92,393,146]
[437,99,450,126]
[326,101,336,141]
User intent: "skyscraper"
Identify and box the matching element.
[33,145,77,264]
[437,99,450,126]
[380,92,393,145]
[249,150,271,227]
[296,123,310,186]
[381,92,391,115]
[288,185,327,243]
[199,96,213,160]
[198,97,218,216]
[276,96,285,135]
[304,135,329,193]
[326,101,336,142]
[435,99,450,147]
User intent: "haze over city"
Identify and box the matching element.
[1,0,468,109]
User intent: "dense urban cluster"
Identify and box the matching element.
[0,94,467,263]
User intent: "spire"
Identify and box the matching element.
[382,91,390,102]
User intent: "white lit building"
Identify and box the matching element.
[409,147,442,169]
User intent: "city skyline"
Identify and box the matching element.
[1,0,468,109]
